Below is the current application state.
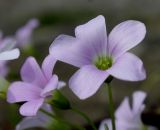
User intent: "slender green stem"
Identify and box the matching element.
[40,109,86,130]
[71,107,97,130]
[106,83,116,130]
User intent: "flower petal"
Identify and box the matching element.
[16,104,52,130]
[107,52,146,81]
[16,19,39,47]
[108,20,146,59]
[49,35,92,67]
[0,37,16,52]
[115,97,132,121]
[16,116,46,130]
[20,57,47,88]
[69,65,109,99]
[75,15,108,56]
[0,48,20,60]
[41,75,58,97]
[132,91,146,114]
[20,98,44,116]
[7,81,41,103]
[57,81,66,89]
[42,55,57,80]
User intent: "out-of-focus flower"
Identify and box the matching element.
[99,91,157,130]
[16,104,53,130]
[0,31,20,61]
[49,15,146,99]
[15,19,39,47]
[0,60,8,77]
[7,55,65,116]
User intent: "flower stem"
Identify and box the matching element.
[106,83,116,130]
[71,107,97,130]
[40,109,86,130]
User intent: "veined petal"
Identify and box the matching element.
[20,57,47,88]
[42,55,57,80]
[107,52,146,81]
[7,82,42,103]
[108,20,146,59]
[0,48,20,60]
[20,98,44,116]
[49,35,92,67]
[132,91,146,114]
[69,65,109,99]
[41,75,58,97]
[75,15,107,56]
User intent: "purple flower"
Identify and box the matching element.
[16,104,53,130]
[49,15,146,99]
[7,55,65,116]
[0,31,20,61]
[15,19,39,47]
[0,60,8,77]
[99,91,156,130]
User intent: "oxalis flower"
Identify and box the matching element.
[49,15,146,99]
[7,55,65,116]
[99,91,157,130]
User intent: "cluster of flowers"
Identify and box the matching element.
[0,18,39,77]
[0,15,156,130]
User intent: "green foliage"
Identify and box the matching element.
[50,90,71,110]
[0,77,10,99]
[48,119,71,130]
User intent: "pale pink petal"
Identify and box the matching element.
[42,55,57,80]
[69,65,109,99]
[49,35,93,67]
[20,98,44,116]
[108,20,146,59]
[16,19,39,47]
[16,104,52,130]
[7,82,41,103]
[115,97,132,121]
[75,15,108,56]
[107,52,146,81]
[57,81,66,89]
[0,37,16,52]
[40,75,58,97]
[20,57,47,88]
[16,116,46,130]
[0,48,20,60]
[132,91,147,114]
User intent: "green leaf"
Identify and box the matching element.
[0,77,10,99]
[49,90,71,110]
[48,119,71,130]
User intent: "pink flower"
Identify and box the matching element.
[15,19,39,47]
[99,91,156,130]
[49,15,146,99]
[7,55,65,116]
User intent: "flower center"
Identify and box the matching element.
[94,56,112,70]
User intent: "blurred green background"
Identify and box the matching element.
[0,0,160,129]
